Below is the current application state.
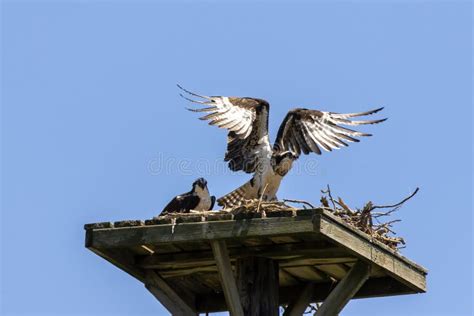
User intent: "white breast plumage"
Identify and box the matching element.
[194,186,211,211]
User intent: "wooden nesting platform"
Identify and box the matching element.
[85,208,427,315]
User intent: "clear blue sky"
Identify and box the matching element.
[1,1,472,315]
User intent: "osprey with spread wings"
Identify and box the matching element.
[179,85,386,208]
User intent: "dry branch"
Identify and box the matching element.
[283,199,315,209]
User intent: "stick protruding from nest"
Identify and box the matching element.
[319,186,419,250]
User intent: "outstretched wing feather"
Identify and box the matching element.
[274,108,386,156]
[180,85,270,173]
[330,107,384,118]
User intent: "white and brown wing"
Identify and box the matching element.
[179,85,271,173]
[274,107,386,155]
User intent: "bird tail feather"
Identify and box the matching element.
[217,180,254,208]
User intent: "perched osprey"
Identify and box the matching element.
[160,178,215,215]
[179,85,386,208]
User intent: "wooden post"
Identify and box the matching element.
[236,256,279,316]
[283,283,317,316]
[315,260,371,316]
[210,240,244,316]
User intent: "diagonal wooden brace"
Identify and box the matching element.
[210,240,244,316]
[315,260,371,316]
[284,283,318,316]
[144,270,197,316]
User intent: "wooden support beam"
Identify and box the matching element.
[210,240,244,316]
[144,270,197,316]
[283,283,317,316]
[89,217,316,248]
[317,213,427,292]
[195,276,414,313]
[315,260,371,316]
[236,257,279,316]
[137,243,350,270]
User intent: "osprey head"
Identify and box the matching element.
[192,177,208,190]
[271,151,298,176]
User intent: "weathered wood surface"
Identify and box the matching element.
[88,216,316,248]
[86,210,425,269]
[210,240,244,316]
[85,208,427,314]
[283,266,328,282]
[236,256,279,316]
[145,270,197,316]
[317,211,426,272]
[316,213,426,292]
[315,260,371,316]
[138,243,350,270]
[84,222,114,230]
[283,283,317,316]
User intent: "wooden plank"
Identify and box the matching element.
[159,265,218,278]
[236,257,279,316]
[129,245,155,255]
[315,260,371,316]
[318,211,427,274]
[147,243,183,254]
[242,237,274,247]
[149,263,354,280]
[89,217,316,249]
[284,266,327,282]
[279,256,356,268]
[210,240,244,316]
[114,220,144,228]
[317,215,426,292]
[225,239,245,249]
[84,222,114,230]
[176,215,206,223]
[270,236,300,244]
[145,270,197,316]
[176,241,211,252]
[279,269,300,287]
[137,243,350,270]
[171,275,215,295]
[315,264,350,280]
[141,252,217,270]
[156,255,353,279]
[266,209,296,217]
[194,272,223,292]
[145,217,173,225]
[206,212,234,221]
[283,283,317,316]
